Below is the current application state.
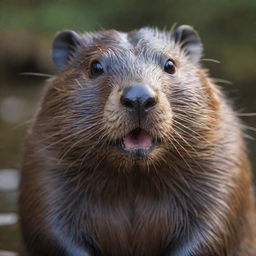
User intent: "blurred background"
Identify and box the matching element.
[0,0,256,252]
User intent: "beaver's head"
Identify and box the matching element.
[42,25,218,170]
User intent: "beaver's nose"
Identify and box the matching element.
[120,84,157,117]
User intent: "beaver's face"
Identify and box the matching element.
[48,26,217,169]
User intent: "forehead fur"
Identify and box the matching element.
[129,27,173,48]
[79,28,174,52]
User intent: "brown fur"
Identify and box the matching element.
[19,27,256,256]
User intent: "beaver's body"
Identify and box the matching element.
[19,26,256,256]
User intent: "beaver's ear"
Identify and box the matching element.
[52,30,81,69]
[173,25,202,63]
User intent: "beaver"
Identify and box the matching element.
[19,25,256,256]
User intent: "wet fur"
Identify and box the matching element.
[19,28,256,256]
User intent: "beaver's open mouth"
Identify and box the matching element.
[120,128,154,155]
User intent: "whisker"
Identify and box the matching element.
[200,58,220,64]
[241,124,256,132]
[172,129,198,155]
[236,113,256,117]
[173,118,214,147]
[211,78,232,85]
[167,133,194,173]
[19,72,53,78]
[38,122,104,153]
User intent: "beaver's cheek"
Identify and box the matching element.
[144,92,173,139]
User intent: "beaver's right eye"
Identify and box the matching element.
[90,61,104,77]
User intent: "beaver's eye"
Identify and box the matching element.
[90,61,104,77]
[164,59,176,74]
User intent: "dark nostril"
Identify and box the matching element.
[144,97,157,110]
[120,96,135,110]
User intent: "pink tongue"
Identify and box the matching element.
[123,129,152,149]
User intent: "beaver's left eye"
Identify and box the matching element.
[164,59,176,74]
[90,61,104,77]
